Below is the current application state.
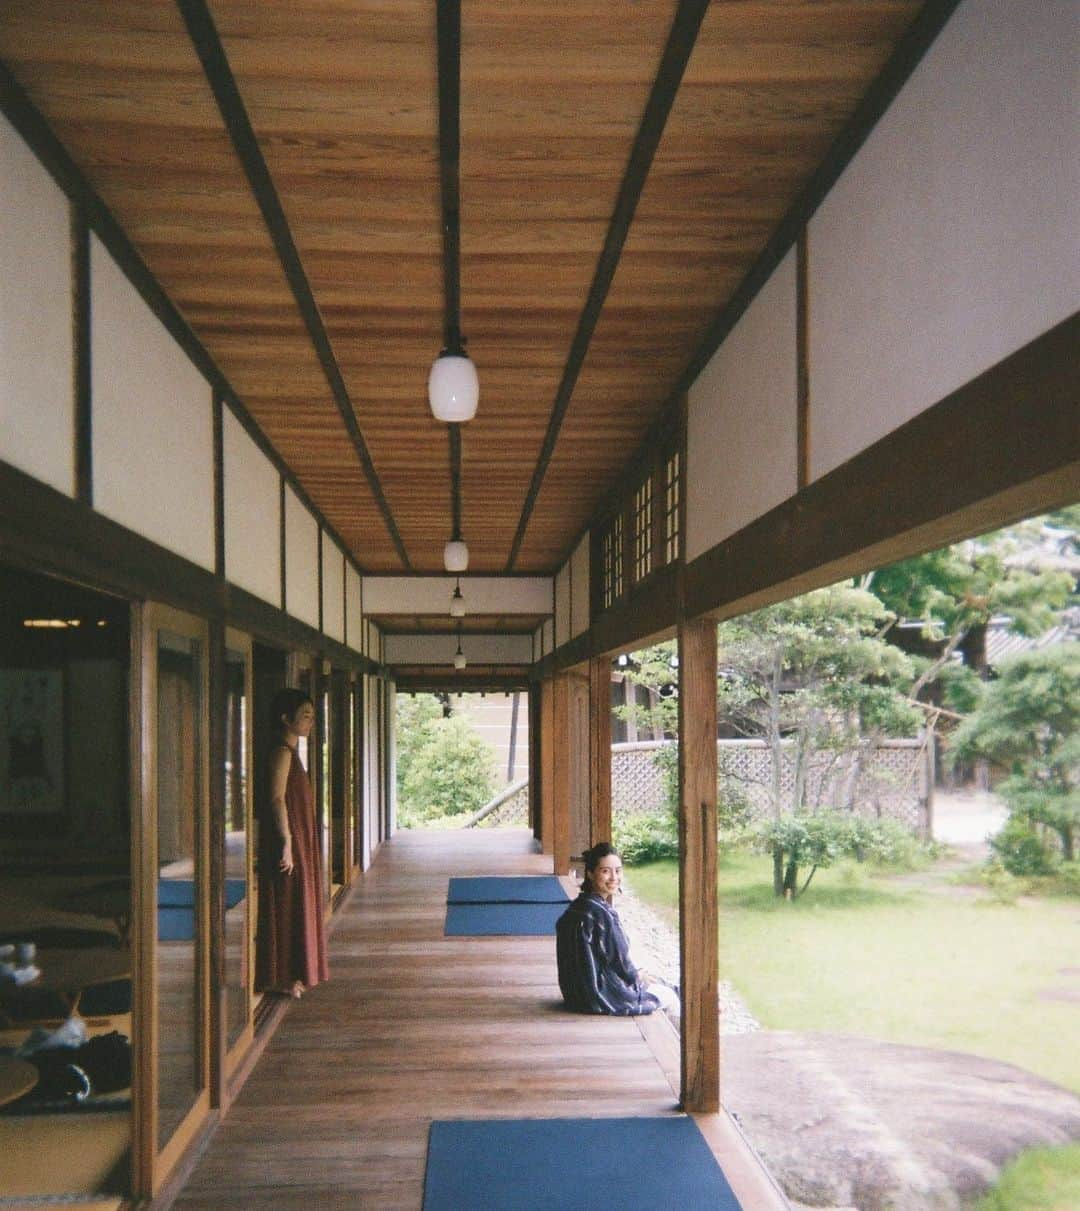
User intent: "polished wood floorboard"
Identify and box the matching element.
[173,829,682,1210]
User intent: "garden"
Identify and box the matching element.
[617,508,1079,1208]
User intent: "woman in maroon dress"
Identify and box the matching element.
[255,689,329,999]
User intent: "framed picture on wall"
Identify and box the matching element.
[0,667,65,815]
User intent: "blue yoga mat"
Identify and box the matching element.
[444,902,566,936]
[447,876,570,904]
[423,1117,742,1210]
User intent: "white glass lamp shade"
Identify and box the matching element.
[450,587,466,618]
[444,540,469,573]
[428,353,479,423]
[453,650,467,670]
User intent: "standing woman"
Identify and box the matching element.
[255,688,329,999]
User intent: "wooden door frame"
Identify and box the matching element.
[137,601,213,1197]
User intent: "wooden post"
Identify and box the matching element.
[678,615,719,1112]
[589,656,612,845]
[539,677,555,855]
[552,671,572,875]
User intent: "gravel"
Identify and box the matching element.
[614,878,761,1035]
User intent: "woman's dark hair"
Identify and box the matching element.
[269,688,313,734]
[582,841,620,874]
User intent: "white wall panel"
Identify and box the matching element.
[384,633,533,665]
[346,565,363,651]
[0,115,74,495]
[223,409,280,604]
[284,484,319,628]
[570,536,590,637]
[321,536,345,642]
[554,564,570,648]
[687,249,798,561]
[362,576,552,615]
[810,0,1080,479]
[91,236,214,569]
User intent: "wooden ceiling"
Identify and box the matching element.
[0,0,931,576]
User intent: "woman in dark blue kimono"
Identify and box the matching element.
[555,842,678,1015]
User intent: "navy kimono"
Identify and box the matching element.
[555,891,660,1015]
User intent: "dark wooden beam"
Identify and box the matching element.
[175,0,411,570]
[796,228,810,491]
[71,204,92,507]
[0,59,368,579]
[449,423,462,542]
[589,656,612,847]
[212,391,225,578]
[0,455,379,675]
[678,614,719,1113]
[436,0,463,353]
[685,311,1080,623]
[666,0,964,404]
[504,0,712,570]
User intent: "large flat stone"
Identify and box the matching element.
[724,1031,1080,1210]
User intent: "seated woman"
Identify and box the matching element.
[555,842,678,1016]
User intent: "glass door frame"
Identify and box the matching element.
[133,601,212,1197]
[223,626,254,1078]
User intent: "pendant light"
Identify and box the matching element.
[453,625,466,670]
[428,348,479,423]
[444,538,469,573]
[450,579,466,618]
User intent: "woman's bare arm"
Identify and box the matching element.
[268,746,294,873]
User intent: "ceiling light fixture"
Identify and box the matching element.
[450,579,466,618]
[428,346,478,423]
[444,538,469,573]
[453,625,467,671]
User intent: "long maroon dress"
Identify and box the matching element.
[256,746,329,991]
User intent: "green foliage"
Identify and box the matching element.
[650,740,679,815]
[394,693,443,796]
[753,811,929,898]
[613,810,679,865]
[396,704,497,826]
[951,646,1080,860]
[974,1142,1080,1210]
[990,816,1059,877]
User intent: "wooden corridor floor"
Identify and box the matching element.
[172,829,786,1210]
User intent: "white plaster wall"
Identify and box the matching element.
[384,633,534,665]
[362,576,552,615]
[809,0,1080,479]
[223,409,280,604]
[322,536,345,642]
[542,618,553,657]
[687,249,798,560]
[570,535,590,637]
[346,565,363,651]
[91,236,214,569]
[283,484,319,628]
[554,563,571,648]
[0,114,74,495]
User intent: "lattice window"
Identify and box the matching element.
[664,450,681,564]
[633,478,653,583]
[601,515,624,609]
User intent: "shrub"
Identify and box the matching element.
[614,811,678,865]
[398,714,497,824]
[990,815,1058,877]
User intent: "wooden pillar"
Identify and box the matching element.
[589,656,612,845]
[551,671,572,875]
[678,615,719,1112]
[539,677,555,855]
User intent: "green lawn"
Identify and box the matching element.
[626,852,1080,1096]
[974,1144,1080,1210]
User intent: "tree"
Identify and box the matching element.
[399,713,497,824]
[716,584,920,895]
[950,646,1080,863]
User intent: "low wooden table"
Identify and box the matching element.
[0,1055,39,1106]
[0,948,132,1018]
